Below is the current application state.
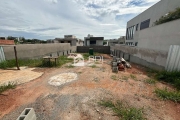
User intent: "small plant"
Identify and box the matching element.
[66,64,74,68]
[130,74,137,80]
[98,100,145,120]
[83,53,90,60]
[154,88,180,102]
[0,82,17,94]
[122,76,129,81]
[145,79,156,84]
[111,75,118,80]
[90,64,97,68]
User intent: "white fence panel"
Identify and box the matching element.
[165,45,180,71]
[0,46,5,63]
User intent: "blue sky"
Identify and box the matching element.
[0,0,160,40]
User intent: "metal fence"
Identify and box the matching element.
[0,46,5,63]
[165,45,180,72]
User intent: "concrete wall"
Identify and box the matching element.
[138,19,180,52]
[126,0,180,45]
[111,45,168,70]
[3,43,76,60]
[96,40,103,46]
[77,46,110,54]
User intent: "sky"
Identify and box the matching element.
[0,0,160,40]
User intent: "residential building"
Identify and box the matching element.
[125,0,180,51]
[84,34,104,46]
[47,35,83,46]
[107,36,125,46]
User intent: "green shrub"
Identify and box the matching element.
[155,88,180,102]
[154,7,180,25]
[156,71,180,90]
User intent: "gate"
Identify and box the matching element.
[165,45,180,72]
[0,46,5,63]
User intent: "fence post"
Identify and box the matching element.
[14,46,20,70]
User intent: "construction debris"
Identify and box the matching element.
[67,53,83,59]
[111,56,131,72]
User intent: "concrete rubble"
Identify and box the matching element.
[111,56,131,72]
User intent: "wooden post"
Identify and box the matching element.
[14,46,20,70]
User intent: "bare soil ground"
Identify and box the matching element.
[0,54,180,120]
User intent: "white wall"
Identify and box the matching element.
[96,40,103,46]
[111,45,168,70]
[138,19,180,52]
[126,0,180,45]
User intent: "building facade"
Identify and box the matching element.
[125,0,180,51]
[108,36,125,46]
[47,35,83,46]
[84,34,104,46]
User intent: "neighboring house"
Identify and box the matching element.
[48,35,80,46]
[84,34,104,46]
[108,36,125,46]
[125,0,180,52]
[76,39,84,46]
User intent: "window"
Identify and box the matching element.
[90,40,96,44]
[126,25,136,40]
[135,42,138,46]
[140,19,150,30]
[136,24,139,31]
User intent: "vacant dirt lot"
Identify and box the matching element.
[0,54,180,120]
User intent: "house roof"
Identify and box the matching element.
[0,39,15,45]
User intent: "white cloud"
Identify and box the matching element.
[0,0,160,39]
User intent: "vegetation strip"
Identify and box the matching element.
[0,56,73,69]
[98,100,145,120]
[155,88,180,102]
[0,82,16,94]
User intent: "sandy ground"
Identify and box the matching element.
[0,67,43,85]
[0,54,180,120]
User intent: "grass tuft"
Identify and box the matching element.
[154,88,180,102]
[130,74,137,80]
[122,76,129,81]
[98,100,145,120]
[144,79,156,85]
[90,64,97,68]
[111,75,118,80]
[66,64,74,68]
[0,82,17,94]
